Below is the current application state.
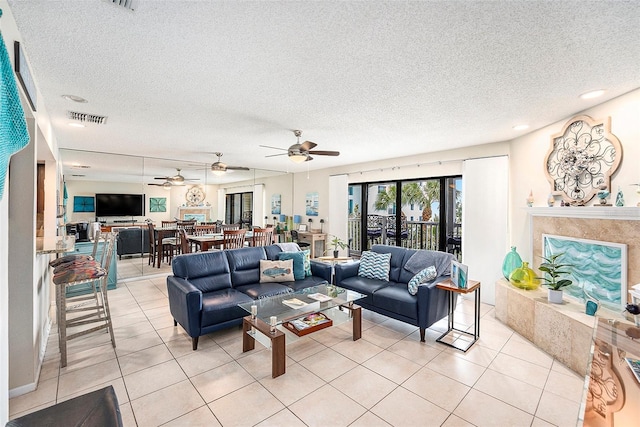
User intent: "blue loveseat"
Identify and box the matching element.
[167,244,332,350]
[334,245,455,341]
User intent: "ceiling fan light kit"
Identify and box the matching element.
[260,130,340,163]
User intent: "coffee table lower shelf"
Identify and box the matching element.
[242,303,361,378]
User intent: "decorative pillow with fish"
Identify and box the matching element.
[259,259,295,283]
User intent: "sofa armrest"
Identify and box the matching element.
[334,261,360,284]
[310,260,332,282]
[167,276,203,338]
[416,275,455,329]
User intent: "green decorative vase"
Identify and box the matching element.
[502,246,523,280]
[509,261,540,290]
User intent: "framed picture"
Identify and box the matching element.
[305,192,319,216]
[271,194,281,214]
[298,224,307,232]
[450,260,468,289]
[149,197,167,212]
[73,196,95,213]
[542,234,627,310]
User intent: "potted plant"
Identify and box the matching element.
[537,253,573,304]
[327,235,348,258]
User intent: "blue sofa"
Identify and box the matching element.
[334,245,455,342]
[167,245,332,350]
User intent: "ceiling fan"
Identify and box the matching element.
[260,130,340,163]
[210,152,250,176]
[153,168,197,184]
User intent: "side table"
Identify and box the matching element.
[316,256,352,284]
[435,278,481,352]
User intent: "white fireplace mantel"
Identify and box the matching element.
[526,206,640,220]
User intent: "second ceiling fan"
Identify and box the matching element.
[261,130,340,163]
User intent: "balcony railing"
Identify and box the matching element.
[348,218,461,258]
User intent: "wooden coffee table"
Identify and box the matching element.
[239,284,364,377]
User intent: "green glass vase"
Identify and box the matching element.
[509,261,540,290]
[502,246,523,280]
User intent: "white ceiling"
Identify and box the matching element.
[7,0,640,182]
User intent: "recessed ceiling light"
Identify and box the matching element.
[62,94,88,103]
[513,124,529,131]
[580,90,605,99]
[68,122,85,128]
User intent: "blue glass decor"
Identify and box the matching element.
[585,300,599,316]
[502,246,523,280]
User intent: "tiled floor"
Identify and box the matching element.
[10,259,585,426]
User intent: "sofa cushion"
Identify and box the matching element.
[358,251,391,281]
[408,266,437,295]
[172,251,232,293]
[339,275,389,295]
[201,288,255,327]
[235,283,293,299]
[259,259,294,283]
[372,284,418,320]
[278,251,306,280]
[372,245,415,283]
[226,246,267,287]
[286,275,328,291]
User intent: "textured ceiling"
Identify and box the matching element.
[6,0,640,181]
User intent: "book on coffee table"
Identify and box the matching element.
[307,293,332,302]
[282,298,308,309]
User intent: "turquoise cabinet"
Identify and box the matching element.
[65,240,118,297]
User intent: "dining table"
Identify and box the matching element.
[188,231,253,252]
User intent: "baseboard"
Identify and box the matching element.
[8,381,37,399]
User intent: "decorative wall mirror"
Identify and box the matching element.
[544,115,622,205]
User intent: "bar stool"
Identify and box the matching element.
[52,232,117,367]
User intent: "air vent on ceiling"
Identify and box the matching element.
[67,110,108,125]
[104,0,137,11]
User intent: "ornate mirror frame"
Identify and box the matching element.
[544,115,622,205]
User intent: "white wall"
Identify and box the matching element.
[510,89,640,262]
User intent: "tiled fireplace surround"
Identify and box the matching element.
[496,207,640,375]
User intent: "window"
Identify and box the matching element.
[348,175,462,256]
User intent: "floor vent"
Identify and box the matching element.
[67,111,108,125]
[104,0,137,12]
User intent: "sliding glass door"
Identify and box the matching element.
[348,175,462,257]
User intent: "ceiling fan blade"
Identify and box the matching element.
[148,183,166,186]
[154,176,170,180]
[259,145,287,151]
[300,140,317,151]
[265,153,287,158]
[308,150,340,156]
[226,166,250,171]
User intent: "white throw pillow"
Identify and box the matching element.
[259,259,294,283]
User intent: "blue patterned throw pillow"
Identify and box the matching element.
[278,251,306,280]
[302,249,312,276]
[407,266,437,295]
[358,251,391,281]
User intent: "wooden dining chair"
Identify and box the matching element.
[194,224,217,235]
[223,229,246,249]
[251,227,273,247]
[221,224,240,232]
[178,228,192,254]
[161,220,178,228]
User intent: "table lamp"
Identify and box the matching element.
[293,215,301,230]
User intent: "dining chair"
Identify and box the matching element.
[194,224,217,235]
[178,228,192,254]
[290,229,310,249]
[251,227,273,247]
[221,224,240,231]
[161,220,178,228]
[223,229,246,249]
[148,222,178,267]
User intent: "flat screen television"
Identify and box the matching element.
[95,193,145,217]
